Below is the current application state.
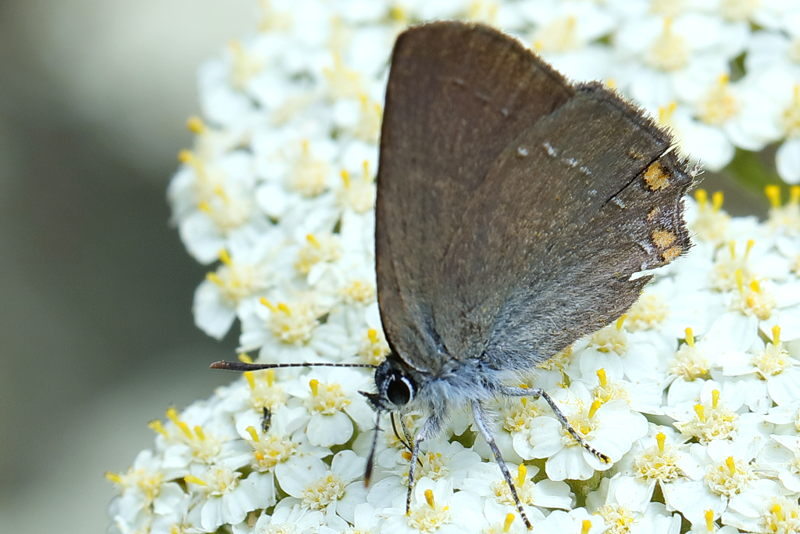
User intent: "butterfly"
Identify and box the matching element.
[212,21,693,529]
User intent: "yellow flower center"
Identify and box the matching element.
[646,18,689,71]
[532,16,579,53]
[302,473,345,509]
[626,294,668,331]
[697,74,739,125]
[307,379,351,415]
[262,298,320,345]
[704,456,756,497]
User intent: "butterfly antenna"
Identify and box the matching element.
[364,408,383,487]
[210,360,377,371]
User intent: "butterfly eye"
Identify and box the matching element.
[386,371,415,406]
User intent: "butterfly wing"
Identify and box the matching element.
[375,22,575,372]
[438,83,692,368]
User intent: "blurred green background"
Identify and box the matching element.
[0,1,772,532]
[0,1,253,531]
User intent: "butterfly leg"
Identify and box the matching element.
[498,386,610,463]
[405,413,441,516]
[472,400,533,530]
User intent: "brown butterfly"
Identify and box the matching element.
[213,21,693,529]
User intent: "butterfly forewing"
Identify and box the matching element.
[376,22,575,372]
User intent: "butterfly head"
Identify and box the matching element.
[361,357,417,412]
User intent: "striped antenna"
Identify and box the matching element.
[209,360,378,371]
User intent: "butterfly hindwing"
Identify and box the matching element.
[438,84,692,368]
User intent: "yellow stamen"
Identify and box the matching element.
[503,513,515,532]
[771,504,785,522]
[694,404,706,422]
[711,389,720,409]
[206,272,223,286]
[184,475,207,486]
[616,315,626,330]
[765,185,781,208]
[712,191,724,211]
[656,432,666,453]
[277,302,291,315]
[581,519,592,534]
[735,269,744,293]
[389,5,407,22]
[186,116,205,134]
[246,426,260,442]
[725,456,736,475]
[218,249,232,265]
[685,327,695,347]
[166,407,180,424]
[105,471,123,484]
[340,169,351,188]
[265,369,275,387]
[695,189,708,206]
[772,325,782,345]
[238,353,254,364]
[659,101,677,124]
[791,186,800,205]
[306,233,321,247]
[745,239,755,257]
[148,420,167,437]
[367,328,379,343]
[244,371,256,389]
[596,368,608,387]
[704,509,715,530]
[260,297,277,312]
[309,379,319,396]
[589,399,602,418]
[178,149,194,164]
[176,421,192,440]
[194,425,206,441]
[728,241,737,259]
[424,488,436,508]
[516,464,527,487]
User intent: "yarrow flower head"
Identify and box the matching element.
[110,1,800,532]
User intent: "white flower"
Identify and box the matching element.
[513,382,648,480]
[586,474,683,534]
[185,466,275,531]
[367,439,484,508]
[169,149,272,264]
[724,485,797,532]
[379,478,484,534]
[535,507,607,533]
[113,1,800,533]
[614,14,742,109]
[238,292,348,363]
[757,434,800,493]
[193,231,286,339]
[276,450,367,523]
[465,461,573,515]
[720,325,800,409]
[285,367,373,447]
[615,426,703,510]
[240,500,325,534]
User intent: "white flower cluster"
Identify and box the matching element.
[109,1,800,533]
